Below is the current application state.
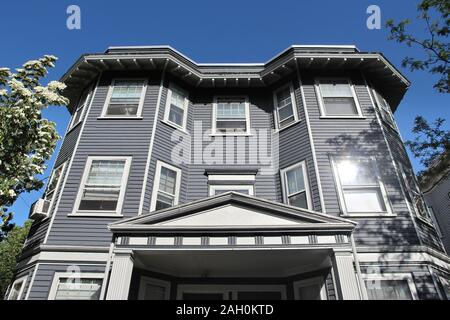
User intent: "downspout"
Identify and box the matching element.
[350,234,368,300]
[100,242,115,300]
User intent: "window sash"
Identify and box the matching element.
[214,97,249,134]
[365,279,413,300]
[54,278,102,300]
[69,89,91,129]
[281,162,310,210]
[104,80,146,117]
[316,78,361,116]
[209,185,254,196]
[151,161,181,211]
[166,85,188,129]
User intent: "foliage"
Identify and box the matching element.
[0,56,68,240]
[405,116,450,173]
[386,0,449,92]
[0,221,32,299]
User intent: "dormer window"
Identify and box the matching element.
[213,96,250,135]
[315,78,363,117]
[102,79,147,117]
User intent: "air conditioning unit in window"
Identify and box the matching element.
[29,199,50,220]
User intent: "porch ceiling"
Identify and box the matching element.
[134,248,332,278]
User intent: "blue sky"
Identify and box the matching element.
[1,0,448,226]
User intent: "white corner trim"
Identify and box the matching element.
[138,62,168,215]
[43,74,103,244]
[295,62,326,213]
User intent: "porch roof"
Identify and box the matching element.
[108,192,356,234]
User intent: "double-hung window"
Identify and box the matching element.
[74,156,131,215]
[364,273,418,300]
[48,273,103,300]
[150,161,182,211]
[332,157,391,215]
[273,84,298,129]
[316,78,362,117]
[213,97,250,135]
[69,88,91,130]
[7,276,27,300]
[44,162,66,206]
[398,164,431,221]
[102,79,147,117]
[280,161,311,210]
[373,89,397,129]
[164,84,189,130]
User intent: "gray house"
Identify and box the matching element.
[6,45,450,300]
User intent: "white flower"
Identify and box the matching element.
[8,189,16,197]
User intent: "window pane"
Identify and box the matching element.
[323,97,358,115]
[159,167,177,195]
[55,278,102,300]
[320,80,353,97]
[343,188,386,212]
[289,192,307,209]
[106,103,138,116]
[79,188,120,211]
[213,188,250,195]
[217,102,246,119]
[286,165,305,195]
[86,160,125,186]
[143,284,166,300]
[168,104,184,127]
[108,80,144,116]
[9,281,23,300]
[278,104,294,122]
[47,166,64,194]
[336,160,377,186]
[171,89,186,109]
[297,284,323,300]
[276,87,295,126]
[156,192,174,210]
[365,280,413,300]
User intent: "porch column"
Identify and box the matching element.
[331,251,363,300]
[105,249,134,300]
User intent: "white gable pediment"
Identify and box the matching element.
[153,204,303,227]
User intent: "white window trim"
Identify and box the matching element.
[163,83,189,132]
[138,276,171,300]
[48,272,104,300]
[372,88,398,131]
[100,78,148,118]
[211,95,251,136]
[331,156,393,217]
[273,83,299,130]
[7,275,28,300]
[363,273,419,300]
[314,77,364,118]
[293,276,327,300]
[68,87,92,131]
[398,163,432,223]
[71,156,132,217]
[150,160,182,212]
[209,184,254,196]
[176,284,286,300]
[280,160,312,210]
[44,161,67,216]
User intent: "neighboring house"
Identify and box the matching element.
[5,45,450,300]
[420,152,450,255]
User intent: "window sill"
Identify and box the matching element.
[275,120,301,133]
[161,120,189,134]
[97,116,143,120]
[340,213,397,218]
[68,212,123,218]
[319,116,366,119]
[209,133,253,137]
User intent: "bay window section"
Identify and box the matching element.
[103,79,147,117]
[316,78,362,117]
[333,157,391,215]
[281,161,311,210]
[213,97,250,135]
[151,161,182,211]
[164,84,188,130]
[273,84,298,129]
[373,89,397,129]
[74,156,131,215]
